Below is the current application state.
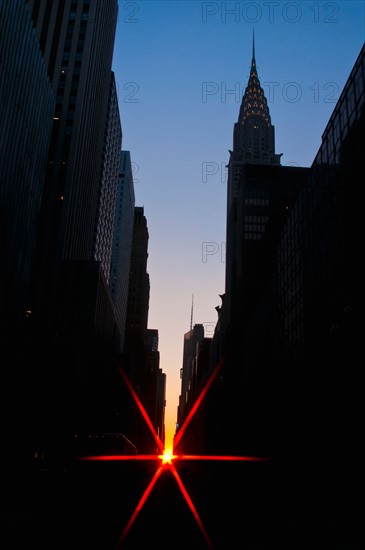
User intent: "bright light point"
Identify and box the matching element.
[158,449,176,464]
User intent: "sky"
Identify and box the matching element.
[111,0,365,448]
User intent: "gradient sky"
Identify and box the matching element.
[112,0,364,447]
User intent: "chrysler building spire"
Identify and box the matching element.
[252,28,256,67]
[233,34,281,165]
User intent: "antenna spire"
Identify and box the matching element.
[190,294,194,330]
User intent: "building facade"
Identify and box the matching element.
[0,0,55,345]
[109,151,136,353]
[93,71,122,286]
[26,0,121,464]
[175,323,205,450]
[28,0,119,333]
[277,42,365,531]
[0,0,55,474]
[125,206,151,336]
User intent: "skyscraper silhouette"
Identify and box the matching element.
[28,0,119,332]
[2,0,124,471]
[225,33,283,322]
[203,38,364,548]
[123,206,164,453]
[207,38,309,457]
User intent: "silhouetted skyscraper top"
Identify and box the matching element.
[238,32,271,128]
[233,32,281,165]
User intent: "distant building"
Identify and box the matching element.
[109,151,136,352]
[123,207,163,453]
[176,323,205,451]
[125,206,150,338]
[145,328,159,352]
[145,329,165,447]
[156,369,167,447]
[93,71,122,285]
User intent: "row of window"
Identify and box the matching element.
[245,198,269,205]
[244,233,263,240]
[244,216,269,223]
[244,224,265,232]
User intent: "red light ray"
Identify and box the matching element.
[72,362,271,548]
[76,454,161,461]
[115,463,165,549]
[118,367,164,453]
[173,356,224,450]
[169,461,214,549]
[76,451,270,549]
[178,455,270,461]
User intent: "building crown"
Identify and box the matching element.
[239,31,271,127]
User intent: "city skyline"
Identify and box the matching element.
[1,2,363,546]
[112,0,364,446]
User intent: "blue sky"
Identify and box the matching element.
[112,0,365,445]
